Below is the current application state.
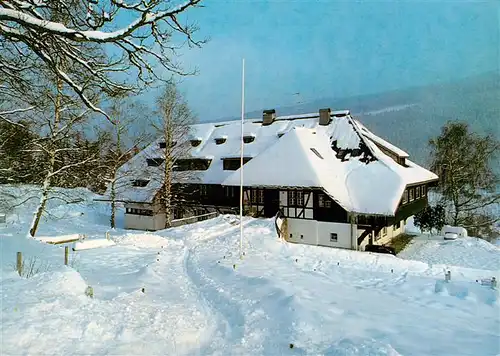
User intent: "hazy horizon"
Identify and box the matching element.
[166,0,499,122]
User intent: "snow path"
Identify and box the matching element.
[180,218,499,355]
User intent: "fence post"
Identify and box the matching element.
[64,246,69,266]
[16,252,22,276]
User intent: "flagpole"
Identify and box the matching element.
[239,58,245,259]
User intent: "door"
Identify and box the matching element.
[264,189,280,217]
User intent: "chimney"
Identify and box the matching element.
[319,108,331,125]
[262,109,276,126]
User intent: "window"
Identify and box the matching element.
[257,189,264,204]
[288,190,306,206]
[310,148,324,159]
[250,189,264,204]
[409,188,414,201]
[296,191,304,206]
[416,186,421,199]
[243,136,255,144]
[146,158,164,167]
[330,233,338,242]
[421,185,426,196]
[222,157,252,171]
[225,186,235,198]
[200,185,208,196]
[190,139,201,147]
[382,226,387,236]
[215,137,226,145]
[173,159,211,171]
[126,208,153,216]
[393,222,398,231]
[132,179,149,187]
[402,190,408,204]
[318,194,332,208]
[251,189,257,203]
[159,141,176,149]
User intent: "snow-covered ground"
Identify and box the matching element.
[1,185,499,355]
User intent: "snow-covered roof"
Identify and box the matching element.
[102,110,438,215]
[222,127,437,215]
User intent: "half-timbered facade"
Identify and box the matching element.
[99,108,438,250]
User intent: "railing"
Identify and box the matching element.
[171,212,219,227]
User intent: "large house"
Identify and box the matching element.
[100,108,438,250]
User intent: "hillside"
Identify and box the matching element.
[236,72,500,165]
[1,186,499,355]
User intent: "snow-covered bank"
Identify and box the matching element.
[1,186,499,355]
[399,234,500,271]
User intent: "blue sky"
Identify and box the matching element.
[164,0,499,121]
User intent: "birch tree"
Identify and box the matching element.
[154,82,195,228]
[27,73,99,237]
[0,0,204,120]
[430,121,500,238]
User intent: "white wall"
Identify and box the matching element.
[373,219,405,246]
[317,221,352,249]
[305,192,313,208]
[287,218,354,249]
[125,214,154,230]
[125,202,165,231]
[279,191,287,206]
[286,219,317,245]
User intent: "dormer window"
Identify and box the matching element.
[243,135,255,144]
[222,157,252,170]
[277,133,285,138]
[190,139,202,147]
[215,138,226,145]
[146,158,164,167]
[173,158,211,171]
[159,141,176,149]
[132,179,149,187]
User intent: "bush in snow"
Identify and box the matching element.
[14,256,51,279]
[85,286,94,298]
[414,204,445,234]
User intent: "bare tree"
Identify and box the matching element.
[430,121,500,238]
[154,81,196,228]
[100,98,153,229]
[0,0,205,120]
